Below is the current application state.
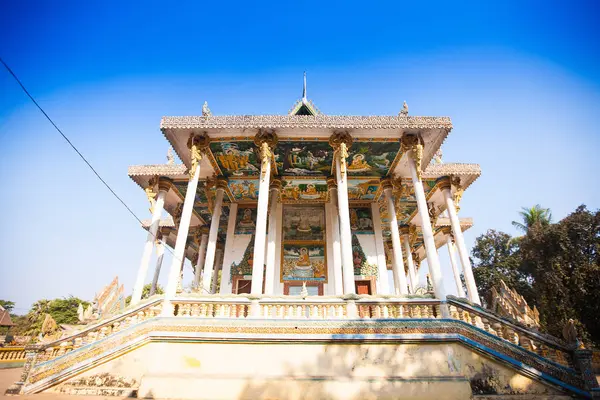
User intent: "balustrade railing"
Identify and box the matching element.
[0,347,26,362]
[447,297,573,368]
[33,298,163,363]
[356,299,440,319]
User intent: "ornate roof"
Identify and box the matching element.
[435,217,473,229]
[422,163,481,178]
[160,115,452,130]
[128,164,187,177]
[127,164,187,188]
[141,216,175,229]
[422,163,481,190]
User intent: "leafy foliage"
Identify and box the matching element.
[471,230,533,306]
[519,205,599,345]
[472,205,600,347]
[511,204,552,233]
[0,300,15,312]
[125,283,164,306]
[17,296,90,336]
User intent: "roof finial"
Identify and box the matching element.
[302,71,307,103]
[202,101,212,117]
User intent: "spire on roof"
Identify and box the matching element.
[289,72,321,116]
[302,71,307,102]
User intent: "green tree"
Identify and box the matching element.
[520,205,600,346]
[125,284,164,306]
[511,204,552,233]
[470,230,533,306]
[0,300,15,312]
[25,297,89,336]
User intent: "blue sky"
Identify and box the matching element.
[1,1,598,313]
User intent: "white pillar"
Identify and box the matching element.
[251,134,276,295]
[193,228,208,290]
[163,134,205,315]
[220,203,238,295]
[264,179,281,295]
[149,233,166,297]
[132,181,169,306]
[400,227,418,292]
[447,235,466,298]
[331,133,356,295]
[371,202,390,295]
[202,184,225,293]
[442,184,480,304]
[211,248,223,294]
[382,180,408,295]
[327,178,344,295]
[405,137,447,301]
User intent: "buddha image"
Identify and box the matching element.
[297,215,311,233]
[350,209,359,230]
[348,153,371,171]
[238,208,255,229]
[296,247,311,267]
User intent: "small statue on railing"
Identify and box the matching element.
[300,282,308,299]
[562,319,585,349]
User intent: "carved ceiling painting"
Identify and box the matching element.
[209,141,259,177]
[280,178,328,202]
[347,179,380,201]
[228,178,259,202]
[274,141,333,176]
[346,141,401,177]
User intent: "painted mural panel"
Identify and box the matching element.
[347,141,401,177]
[275,141,333,176]
[350,207,374,234]
[282,206,325,241]
[282,243,327,282]
[281,179,328,202]
[173,180,209,204]
[235,207,257,234]
[198,205,230,233]
[348,179,379,201]
[228,179,259,202]
[209,141,259,177]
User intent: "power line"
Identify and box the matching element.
[0,57,213,295]
[0,57,144,227]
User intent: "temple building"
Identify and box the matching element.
[7,85,599,399]
[127,93,481,309]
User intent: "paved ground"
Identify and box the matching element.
[0,368,124,400]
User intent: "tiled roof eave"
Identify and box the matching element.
[160,115,453,130]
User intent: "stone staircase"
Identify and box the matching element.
[4,295,599,399]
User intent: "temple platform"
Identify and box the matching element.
[4,295,596,399]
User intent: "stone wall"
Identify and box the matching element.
[50,341,568,400]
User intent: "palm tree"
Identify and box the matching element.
[512,205,552,233]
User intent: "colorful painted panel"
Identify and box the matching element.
[352,235,378,276]
[228,178,259,202]
[281,179,328,202]
[197,205,230,232]
[275,141,333,176]
[282,243,327,282]
[173,180,209,204]
[283,206,325,241]
[350,207,374,234]
[235,207,257,234]
[347,141,401,177]
[209,141,259,177]
[348,179,380,201]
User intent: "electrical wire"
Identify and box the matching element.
[0,56,213,295]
